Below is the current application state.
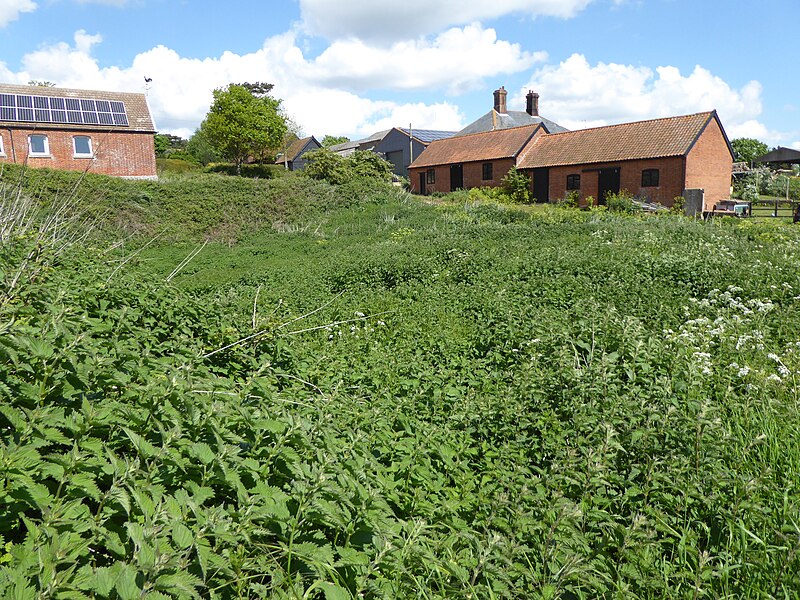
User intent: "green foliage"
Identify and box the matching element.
[557,190,580,208]
[501,166,531,203]
[670,195,686,214]
[204,163,284,179]
[200,83,288,173]
[303,148,394,185]
[4,170,800,597]
[321,135,350,148]
[731,137,769,165]
[185,128,220,166]
[606,190,640,213]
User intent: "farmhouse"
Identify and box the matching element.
[0,83,157,179]
[409,87,734,212]
[275,135,321,171]
[330,127,456,178]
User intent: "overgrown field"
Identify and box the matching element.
[2,168,800,598]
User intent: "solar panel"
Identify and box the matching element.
[0,92,130,127]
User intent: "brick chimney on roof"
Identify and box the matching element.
[526,90,540,117]
[493,86,508,114]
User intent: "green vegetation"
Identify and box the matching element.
[303,148,394,185]
[2,165,800,598]
[731,137,769,166]
[199,83,288,174]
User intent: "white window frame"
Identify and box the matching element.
[0,135,5,156]
[28,134,50,157]
[73,135,93,158]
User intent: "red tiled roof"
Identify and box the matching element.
[0,83,156,133]
[410,124,542,168]
[518,111,721,169]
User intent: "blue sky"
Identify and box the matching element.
[1,0,797,147]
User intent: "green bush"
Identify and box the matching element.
[501,166,531,203]
[204,163,284,179]
[606,190,639,213]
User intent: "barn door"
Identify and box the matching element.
[419,173,426,195]
[532,168,549,203]
[450,164,463,191]
[598,168,621,204]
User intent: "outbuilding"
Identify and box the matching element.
[0,83,157,179]
[517,110,734,210]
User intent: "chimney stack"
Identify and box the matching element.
[493,86,508,114]
[526,90,540,117]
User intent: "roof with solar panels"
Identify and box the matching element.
[0,83,156,133]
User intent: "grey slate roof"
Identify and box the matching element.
[0,83,156,133]
[455,109,568,137]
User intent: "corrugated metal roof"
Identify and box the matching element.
[398,128,457,144]
[0,83,156,133]
[410,124,543,168]
[518,111,718,169]
[455,110,568,137]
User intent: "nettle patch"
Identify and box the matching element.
[3,177,800,597]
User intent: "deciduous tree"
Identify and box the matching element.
[200,83,288,174]
[731,138,769,166]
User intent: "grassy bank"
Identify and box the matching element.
[2,169,800,598]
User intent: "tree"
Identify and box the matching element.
[154,134,187,157]
[321,135,350,147]
[200,83,288,174]
[731,138,769,166]
[186,128,219,166]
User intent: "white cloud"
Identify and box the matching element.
[299,0,596,42]
[0,0,37,28]
[304,24,545,94]
[522,53,778,143]
[7,29,469,139]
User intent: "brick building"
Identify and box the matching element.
[0,83,157,179]
[409,124,544,195]
[409,87,733,211]
[517,111,734,209]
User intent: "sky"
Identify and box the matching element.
[1,0,798,148]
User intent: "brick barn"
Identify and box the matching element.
[409,86,734,212]
[0,83,157,179]
[409,124,545,195]
[517,111,734,210]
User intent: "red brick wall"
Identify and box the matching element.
[545,157,687,206]
[685,117,733,210]
[410,158,515,194]
[0,127,157,178]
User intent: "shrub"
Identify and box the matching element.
[204,163,284,179]
[501,166,531,203]
[606,190,639,213]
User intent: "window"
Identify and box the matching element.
[73,135,93,157]
[28,134,49,156]
[426,169,435,184]
[566,174,581,190]
[482,162,493,181]
[642,169,660,187]
[0,135,4,156]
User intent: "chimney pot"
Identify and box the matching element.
[526,90,540,117]
[493,86,508,114]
